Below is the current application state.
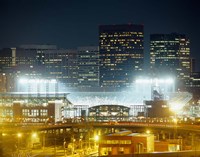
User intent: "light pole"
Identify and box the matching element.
[31,132,38,149]
[43,132,45,152]
[173,117,178,139]
[54,136,57,157]
[63,138,67,157]
[170,102,183,140]
[80,134,83,150]
[17,133,22,154]
[79,139,82,149]
[72,138,75,155]
[94,135,99,149]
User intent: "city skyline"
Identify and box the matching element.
[0,0,200,69]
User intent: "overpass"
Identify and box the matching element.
[1,121,200,134]
[1,121,200,156]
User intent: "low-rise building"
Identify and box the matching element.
[0,93,70,123]
[98,130,154,156]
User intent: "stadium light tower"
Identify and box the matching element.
[135,77,175,100]
[170,102,184,117]
[18,77,57,93]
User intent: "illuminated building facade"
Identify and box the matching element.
[99,130,154,156]
[0,93,70,123]
[77,46,99,88]
[150,33,191,87]
[88,105,130,121]
[99,24,144,88]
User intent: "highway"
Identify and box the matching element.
[1,121,200,133]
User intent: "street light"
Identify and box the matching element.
[146,130,150,134]
[31,132,38,149]
[94,135,100,152]
[63,138,67,157]
[17,133,22,138]
[42,131,46,152]
[32,133,37,139]
[80,134,83,149]
[72,138,76,155]
[79,139,82,149]
[94,135,99,141]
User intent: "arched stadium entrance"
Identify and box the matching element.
[88,105,130,122]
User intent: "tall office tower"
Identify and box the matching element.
[77,46,99,89]
[99,24,144,89]
[44,49,78,88]
[150,33,191,87]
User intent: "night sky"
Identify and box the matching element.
[0,0,200,69]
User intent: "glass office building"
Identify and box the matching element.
[150,33,191,87]
[99,24,144,89]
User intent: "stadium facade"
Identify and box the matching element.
[0,77,192,123]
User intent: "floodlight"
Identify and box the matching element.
[146,130,150,134]
[170,102,184,112]
[135,78,151,84]
[19,78,28,84]
[17,133,22,138]
[18,78,57,84]
[94,135,99,141]
[32,133,37,138]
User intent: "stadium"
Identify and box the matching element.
[0,77,192,123]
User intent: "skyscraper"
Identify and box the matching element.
[99,24,144,89]
[150,33,191,87]
[43,48,78,88]
[77,46,99,89]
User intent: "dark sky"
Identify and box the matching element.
[0,0,200,69]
